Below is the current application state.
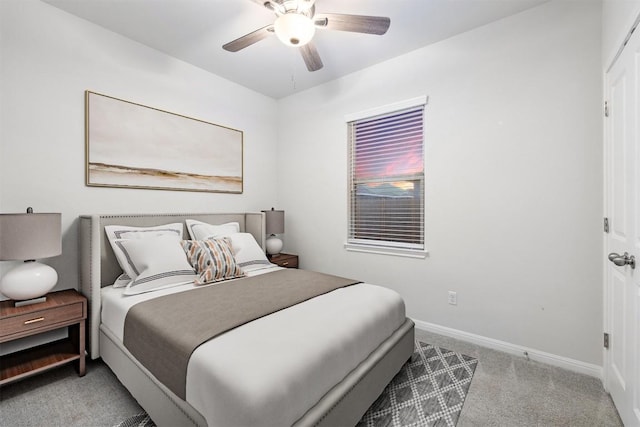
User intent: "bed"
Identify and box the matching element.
[78,212,415,427]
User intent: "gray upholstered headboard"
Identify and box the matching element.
[78,212,265,359]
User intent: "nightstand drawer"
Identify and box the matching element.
[270,253,299,268]
[277,257,298,268]
[1,302,84,339]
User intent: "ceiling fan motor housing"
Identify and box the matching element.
[272,0,316,14]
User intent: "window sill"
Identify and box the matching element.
[344,243,428,259]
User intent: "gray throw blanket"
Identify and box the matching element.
[123,269,360,399]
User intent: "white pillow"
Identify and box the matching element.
[226,232,274,273]
[115,235,196,295]
[104,223,183,284]
[111,273,131,288]
[185,219,240,240]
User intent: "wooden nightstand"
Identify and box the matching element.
[0,289,87,386]
[269,253,299,269]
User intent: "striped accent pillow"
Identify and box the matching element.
[182,238,245,285]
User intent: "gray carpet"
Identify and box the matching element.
[113,342,477,427]
[415,329,624,427]
[1,328,623,427]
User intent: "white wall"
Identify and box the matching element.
[0,0,279,293]
[0,0,606,367]
[602,0,640,68]
[277,1,604,365]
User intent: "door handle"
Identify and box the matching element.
[608,252,636,269]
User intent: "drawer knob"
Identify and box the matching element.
[282,262,289,266]
[24,317,45,325]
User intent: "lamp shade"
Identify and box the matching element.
[263,209,284,235]
[274,13,315,47]
[0,213,62,261]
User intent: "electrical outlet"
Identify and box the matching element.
[448,291,457,305]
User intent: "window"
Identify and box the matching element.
[346,97,426,257]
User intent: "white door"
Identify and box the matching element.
[604,18,640,427]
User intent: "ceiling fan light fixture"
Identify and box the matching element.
[274,13,315,47]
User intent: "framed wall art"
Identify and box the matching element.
[85,91,243,193]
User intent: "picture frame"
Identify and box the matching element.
[85,91,243,193]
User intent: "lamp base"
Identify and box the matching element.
[266,235,283,255]
[0,261,58,302]
[15,296,48,307]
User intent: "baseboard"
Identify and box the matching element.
[412,318,603,380]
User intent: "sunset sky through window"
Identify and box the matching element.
[354,108,423,194]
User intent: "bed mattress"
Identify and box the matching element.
[101,267,406,426]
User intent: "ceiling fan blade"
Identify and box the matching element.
[314,13,390,35]
[299,42,323,71]
[223,25,274,52]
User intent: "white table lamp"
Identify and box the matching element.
[0,208,62,306]
[262,208,284,255]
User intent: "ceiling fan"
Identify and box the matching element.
[222,0,391,72]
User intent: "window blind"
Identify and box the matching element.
[348,104,425,251]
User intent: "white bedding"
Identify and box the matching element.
[101,267,406,426]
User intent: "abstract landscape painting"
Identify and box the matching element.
[85,91,243,193]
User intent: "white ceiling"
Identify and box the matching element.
[42,0,548,99]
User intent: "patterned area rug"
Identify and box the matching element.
[359,342,478,427]
[114,413,155,427]
[114,342,477,427]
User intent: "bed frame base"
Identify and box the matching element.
[295,318,415,427]
[100,326,206,426]
[100,319,414,427]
